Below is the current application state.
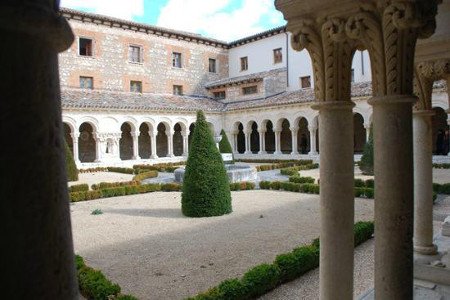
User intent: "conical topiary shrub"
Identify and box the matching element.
[181,111,232,217]
[359,125,373,175]
[219,129,234,163]
[65,140,79,182]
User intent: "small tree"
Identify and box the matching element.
[182,111,232,217]
[65,141,79,181]
[219,129,234,163]
[359,126,374,175]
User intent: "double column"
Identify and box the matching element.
[132,132,140,160]
[166,129,174,157]
[291,126,298,155]
[308,125,318,155]
[70,133,81,164]
[150,130,158,159]
[258,129,266,154]
[244,130,252,154]
[274,129,282,155]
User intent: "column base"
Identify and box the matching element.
[150,155,158,159]
[258,151,267,155]
[414,250,442,265]
[273,151,282,155]
[244,151,252,155]
[414,244,438,256]
[308,151,318,155]
[132,156,141,160]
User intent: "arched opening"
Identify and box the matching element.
[297,118,310,154]
[280,119,292,154]
[188,123,195,146]
[156,123,168,157]
[432,107,449,155]
[249,121,260,154]
[173,123,184,156]
[354,113,366,153]
[63,123,73,153]
[237,123,245,153]
[78,122,96,162]
[264,120,275,153]
[138,123,151,159]
[119,122,133,160]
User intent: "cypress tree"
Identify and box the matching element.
[359,125,374,175]
[181,111,232,217]
[219,129,233,153]
[65,141,79,181]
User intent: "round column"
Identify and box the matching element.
[312,101,355,300]
[258,130,267,154]
[274,130,282,155]
[291,126,299,155]
[132,132,140,160]
[308,125,318,155]
[166,129,174,157]
[70,132,81,163]
[244,131,252,154]
[413,110,438,255]
[369,96,415,299]
[150,131,158,159]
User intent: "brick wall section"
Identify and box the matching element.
[59,19,229,96]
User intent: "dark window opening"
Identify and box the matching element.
[79,38,93,56]
[242,85,257,95]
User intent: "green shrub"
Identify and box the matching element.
[101,187,126,198]
[354,187,365,198]
[138,183,161,193]
[107,167,134,174]
[433,192,437,203]
[78,266,121,300]
[259,181,271,189]
[241,264,280,298]
[219,129,234,154]
[289,176,315,184]
[182,111,232,217]
[275,245,319,283]
[354,178,365,187]
[133,162,185,173]
[91,181,140,190]
[91,209,103,215]
[432,183,450,194]
[280,167,299,176]
[270,181,282,190]
[69,184,89,193]
[217,278,247,300]
[365,179,374,188]
[69,190,102,202]
[229,181,256,191]
[75,255,85,270]
[359,126,374,175]
[364,188,374,199]
[65,141,79,181]
[133,170,159,181]
[79,167,108,173]
[161,182,181,191]
[433,163,450,169]
[115,295,139,300]
[354,221,374,246]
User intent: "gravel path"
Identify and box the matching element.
[69,172,134,187]
[71,191,374,300]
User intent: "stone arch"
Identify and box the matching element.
[138,123,152,159]
[353,113,366,153]
[248,121,260,154]
[236,122,245,154]
[78,122,96,162]
[173,122,184,156]
[432,106,449,155]
[156,122,169,157]
[278,118,292,154]
[295,117,310,154]
[262,119,275,153]
[120,122,134,160]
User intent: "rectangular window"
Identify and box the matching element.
[80,76,93,89]
[273,48,282,64]
[213,91,226,100]
[209,58,217,73]
[172,52,182,68]
[173,85,183,95]
[351,68,355,82]
[129,45,142,63]
[300,76,311,88]
[79,38,93,56]
[242,85,257,95]
[130,80,142,93]
[240,56,248,71]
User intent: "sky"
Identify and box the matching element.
[60,0,286,42]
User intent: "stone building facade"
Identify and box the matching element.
[59,8,450,168]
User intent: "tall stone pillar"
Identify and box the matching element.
[71,132,81,163]
[258,130,266,154]
[413,111,437,256]
[182,133,188,156]
[308,125,318,155]
[166,129,174,157]
[291,127,299,155]
[274,130,282,155]
[94,134,102,163]
[233,132,238,153]
[244,131,252,154]
[448,116,450,157]
[132,132,140,160]
[0,1,78,298]
[364,124,371,142]
[150,131,158,159]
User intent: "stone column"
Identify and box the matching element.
[150,131,158,159]
[312,102,355,300]
[244,131,252,154]
[258,130,266,154]
[233,132,238,153]
[308,126,318,155]
[413,110,438,256]
[364,123,371,142]
[0,1,78,298]
[448,116,450,157]
[94,134,102,163]
[291,126,299,155]
[166,129,174,157]
[274,130,282,155]
[132,132,140,160]
[71,132,80,163]
[182,133,188,156]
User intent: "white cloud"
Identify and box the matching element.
[156,0,285,42]
[60,0,144,20]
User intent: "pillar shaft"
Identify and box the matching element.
[233,133,238,153]
[132,133,140,160]
[167,130,174,157]
[370,96,415,299]
[309,126,318,155]
[291,128,298,155]
[182,134,188,156]
[314,102,355,300]
[364,125,371,142]
[94,135,102,162]
[258,131,266,154]
[150,133,158,159]
[274,130,281,154]
[1,1,78,298]
[413,111,437,255]
[71,133,80,163]
[244,131,251,154]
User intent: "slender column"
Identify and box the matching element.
[274,130,282,155]
[233,132,238,153]
[182,133,188,156]
[244,131,252,154]
[312,102,355,300]
[291,127,299,155]
[364,123,371,142]
[70,133,80,163]
[413,111,437,255]
[94,134,102,162]
[370,96,415,299]
[308,126,318,155]
[150,131,158,159]
[131,132,140,160]
[166,130,174,157]
[258,130,266,154]
[447,116,450,157]
[1,1,78,298]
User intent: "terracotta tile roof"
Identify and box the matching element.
[205,68,287,89]
[61,88,225,112]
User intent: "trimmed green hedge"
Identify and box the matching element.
[280,164,319,176]
[133,170,159,181]
[91,181,140,190]
[107,167,135,174]
[75,255,136,300]
[188,221,374,300]
[259,181,320,195]
[69,184,89,193]
[289,175,315,184]
[254,160,316,172]
[133,162,186,173]
[230,181,255,191]
[433,183,450,194]
[433,163,450,169]
[219,129,234,155]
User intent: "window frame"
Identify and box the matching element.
[213,90,226,100]
[79,76,94,89]
[172,52,182,68]
[130,80,143,93]
[242,85,257,95]
[240,56,248,71]
[273,48,283,64]
[300,76,311,89]
[208,58,217,73]
[128,45,143,64]
[78,37,94,57]
[173,85,183,95]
